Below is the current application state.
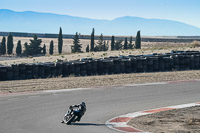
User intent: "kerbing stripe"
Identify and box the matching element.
[106,102,200,133]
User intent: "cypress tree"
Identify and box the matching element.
[0,37,6,55]
[135,31,141,49]
[71,32,82,53]
[49,40,54,55]
[58,27,63,54]
[111,36,115,50]
[124,38,128,50]
[128,36,134,49]
[43,44,46,55]
[7,33,14,56]
[86,45,89,52]
[16,40,22,55]
[90,28,95,52]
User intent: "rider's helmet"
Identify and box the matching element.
[81,102,86,107]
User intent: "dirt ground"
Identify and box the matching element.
[128,106,200,133]
[0,70,200,94]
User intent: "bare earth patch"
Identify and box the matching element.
[0,70,200,93]
[128,106,200,133]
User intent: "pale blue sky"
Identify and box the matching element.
[1,0,200,28]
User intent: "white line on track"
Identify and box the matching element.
[123,82,167,87]
[28,95,40,98]
[43,88,92,93]
[7,98,19,101]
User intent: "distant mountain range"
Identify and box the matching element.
[0,9,200,36]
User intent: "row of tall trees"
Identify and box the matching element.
[87,32,109,52]
[87,28,139,53]
[53,28,140,54]
[0,34,46,56]
[0,34,14,56]
[0,34,54,56]
[16,35,46,56]
[0,28,141,56]
[110,36,134,51]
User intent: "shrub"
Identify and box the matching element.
[190,41,200,48]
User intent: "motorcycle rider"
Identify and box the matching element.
[73,102,86,122]
[61,102,86,123]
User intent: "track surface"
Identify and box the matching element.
[0,81,200,133]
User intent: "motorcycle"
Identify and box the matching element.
[62,106,81,125]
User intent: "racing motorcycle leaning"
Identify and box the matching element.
[61,102,86,125]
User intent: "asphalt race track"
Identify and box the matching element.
[0,81,200,133]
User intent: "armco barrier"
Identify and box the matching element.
[1,51,200,81]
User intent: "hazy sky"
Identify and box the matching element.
[1,0,200,28]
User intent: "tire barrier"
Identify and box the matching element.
[32,63,39,79]
[6,66,13,80]
[62,62,69,77]
[1,51,200,81]
[18,64,26,80]
[12,64,19,80]
[0,66,7,81]
[38,63,45,78]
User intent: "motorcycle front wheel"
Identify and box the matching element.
[66,115,76,125]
